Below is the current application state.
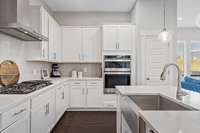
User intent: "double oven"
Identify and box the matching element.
[104,55,131,94]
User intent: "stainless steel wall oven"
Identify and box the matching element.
[104,55,131,94]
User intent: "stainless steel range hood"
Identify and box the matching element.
[0,0,48,41]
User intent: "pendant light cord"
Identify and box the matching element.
[163,0,166,29]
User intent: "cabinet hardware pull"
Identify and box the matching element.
[12,109,26,117]
[62,92,65,99]
[45,103,50,115]
[42,49,45,57]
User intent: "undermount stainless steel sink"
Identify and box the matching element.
[128,95,196,111]
[120,94,197,133]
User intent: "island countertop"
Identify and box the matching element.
[116,85,200,133]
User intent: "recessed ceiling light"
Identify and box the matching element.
[177,17,183,21]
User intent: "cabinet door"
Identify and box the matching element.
[64,84,70,109]
[41,7,49,37]
[56,86,66,122]
[2,115,30,133]
[41,41,49,60]
[118,25,133,51]
[48,16,55,60]
[31,97,55,133]
[82,28,101,62]
[103,26,118,51]
[62,28,82,62]
[70,86,85,107]
[86,86,102,107]
[54,23,61,61]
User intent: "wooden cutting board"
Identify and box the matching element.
[0,60,20,86]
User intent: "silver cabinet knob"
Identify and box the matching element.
[146,78,150,80]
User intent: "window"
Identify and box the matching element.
[176,41,185,75]
[190,41,200,77]
[176,40,200,77]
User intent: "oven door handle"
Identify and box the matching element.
[104,72,131,75]
[104,60,131,62]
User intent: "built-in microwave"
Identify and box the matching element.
[104,55,131,94]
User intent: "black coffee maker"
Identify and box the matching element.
[50,64,61,77]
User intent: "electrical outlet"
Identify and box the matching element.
[83,67,87,73]
[33,69,37,75]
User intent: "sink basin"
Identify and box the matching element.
[128,95,196,111]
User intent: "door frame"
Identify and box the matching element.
[140,30,173,85]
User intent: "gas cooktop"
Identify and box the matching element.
[0,80,53,94]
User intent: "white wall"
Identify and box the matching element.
[131,0,177,85]
[0,34,51,82]
[54,12,131,26]
[178,28,200,41]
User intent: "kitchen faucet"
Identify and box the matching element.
[160,63,188,99]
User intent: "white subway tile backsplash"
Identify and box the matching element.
[0,33,51,82]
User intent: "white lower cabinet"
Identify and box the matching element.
[1,101,30,133]
[64,83,70,109]
[70,81,85,108]
[2,115,30,133]
[103,94,117,108]
[70,80,103,108]
[31,89,56,133]
[55,85,67,122]
[121,115,132,133]
[86,83,103,107]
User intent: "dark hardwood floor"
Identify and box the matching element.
[51,111,116,133]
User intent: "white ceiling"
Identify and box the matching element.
[178,0,200,27]
[43,0,136,12]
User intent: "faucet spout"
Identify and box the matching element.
[160,63,188,98]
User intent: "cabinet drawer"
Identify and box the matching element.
[1,101,29,130]
[31,88,55,108]
[70,81,84,86]
[86,81,103,86]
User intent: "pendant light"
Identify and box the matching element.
[158,0,172,43]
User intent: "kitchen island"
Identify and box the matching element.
[116,86,200,133]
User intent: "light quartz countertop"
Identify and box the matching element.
[116,85,200,133]
[0,77,102,113]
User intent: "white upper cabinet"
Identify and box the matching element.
[40,7,49,37]
[62,27,101,63]
[103,25,134,51]
[49,16,61,61]
[62,27,82,62]
[82,28,101,62]
[103,26,118,51]
[27,6,49,60]
[118,25,133,50]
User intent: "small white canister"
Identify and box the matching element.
[77,71,83,79]
[72,71,77,78]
